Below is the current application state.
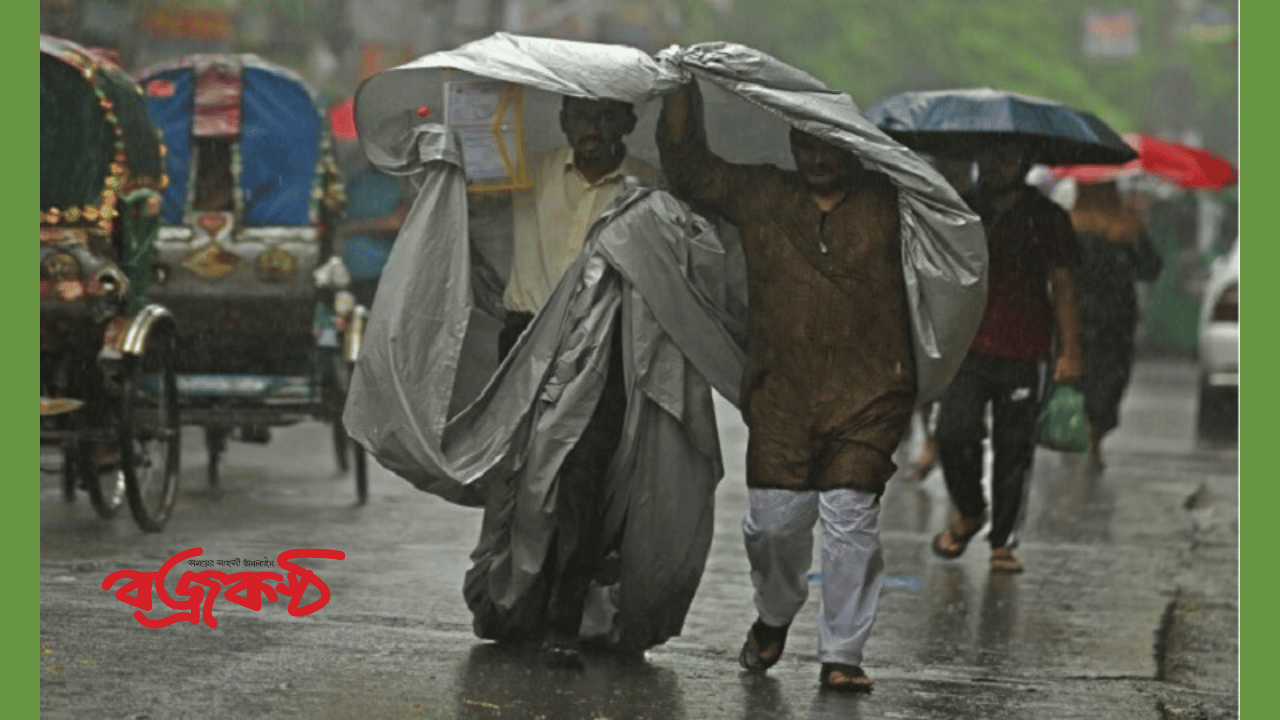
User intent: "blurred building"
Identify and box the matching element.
[43,1,1233,164]
[40,0,685,103]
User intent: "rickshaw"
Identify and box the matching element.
[133,53,369,503]
[40,35,182,532]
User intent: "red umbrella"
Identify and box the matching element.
[1051,133,1238,189]
[329,98,357,141]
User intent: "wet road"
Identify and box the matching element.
[39,357,1238,719]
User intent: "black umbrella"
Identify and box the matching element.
[864,87,1138,166]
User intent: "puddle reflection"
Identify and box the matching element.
[739,672,791,719]
[453,642,686,719]
[806,687,869,719]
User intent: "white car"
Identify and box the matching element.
[1196,237,1239,440]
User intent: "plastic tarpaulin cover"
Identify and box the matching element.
[345,125,740,648]
[344,34,986,646]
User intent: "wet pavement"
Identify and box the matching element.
[39,357,1238,719]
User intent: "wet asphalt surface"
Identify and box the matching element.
[39,357,1238,719]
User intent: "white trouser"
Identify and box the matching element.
[743,487,885,666]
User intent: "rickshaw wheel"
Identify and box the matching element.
[76,440,126,519]
[119,324,181,532]
[43,355,122,513]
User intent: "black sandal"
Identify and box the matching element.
[930,512,988,560]
[738,618,790,672]
[819,662,875,692]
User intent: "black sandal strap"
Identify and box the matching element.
[739,618,790,672]
[820,663,874,692]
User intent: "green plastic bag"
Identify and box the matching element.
[1037,385,1093,454]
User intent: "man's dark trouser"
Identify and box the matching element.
[499,311,627,637]
[935,351,1043,549]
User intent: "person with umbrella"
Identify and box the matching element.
[865,87,1136,573]
[1065,179,1162,472]
[929,142,1084,573]
[1051,134,1235,466]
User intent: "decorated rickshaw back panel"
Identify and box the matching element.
[132,54,343,373]
[139,57,325,228]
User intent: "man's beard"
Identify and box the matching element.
[805,168,849,194]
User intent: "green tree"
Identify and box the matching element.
[673,0,1237,157]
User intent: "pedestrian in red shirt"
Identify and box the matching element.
[931,144,1083,573]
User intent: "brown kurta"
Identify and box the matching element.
[658,114,915,494]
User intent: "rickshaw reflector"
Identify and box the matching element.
[147,79,175,98]
[40,280,50,297]
[197,213,229,234]
[40,227,88,244]
[56,280,84,301]
[255,247,298,283]
[41,397,86,416]
[179,243,240,280]
[417,105,432,118]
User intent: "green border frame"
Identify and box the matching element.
[16,3,37,715]
[21,4,1248,718]
[1239,1,1263,715]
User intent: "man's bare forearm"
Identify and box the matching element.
[1050,266,1083,382]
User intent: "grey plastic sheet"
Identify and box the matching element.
[343,124,742,646]
[355,35,987,406]
[344,34,987,646]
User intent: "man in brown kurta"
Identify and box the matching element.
[658,80,915,692]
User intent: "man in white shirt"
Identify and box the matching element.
[487,96,661,669]
[499,97,662,348]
